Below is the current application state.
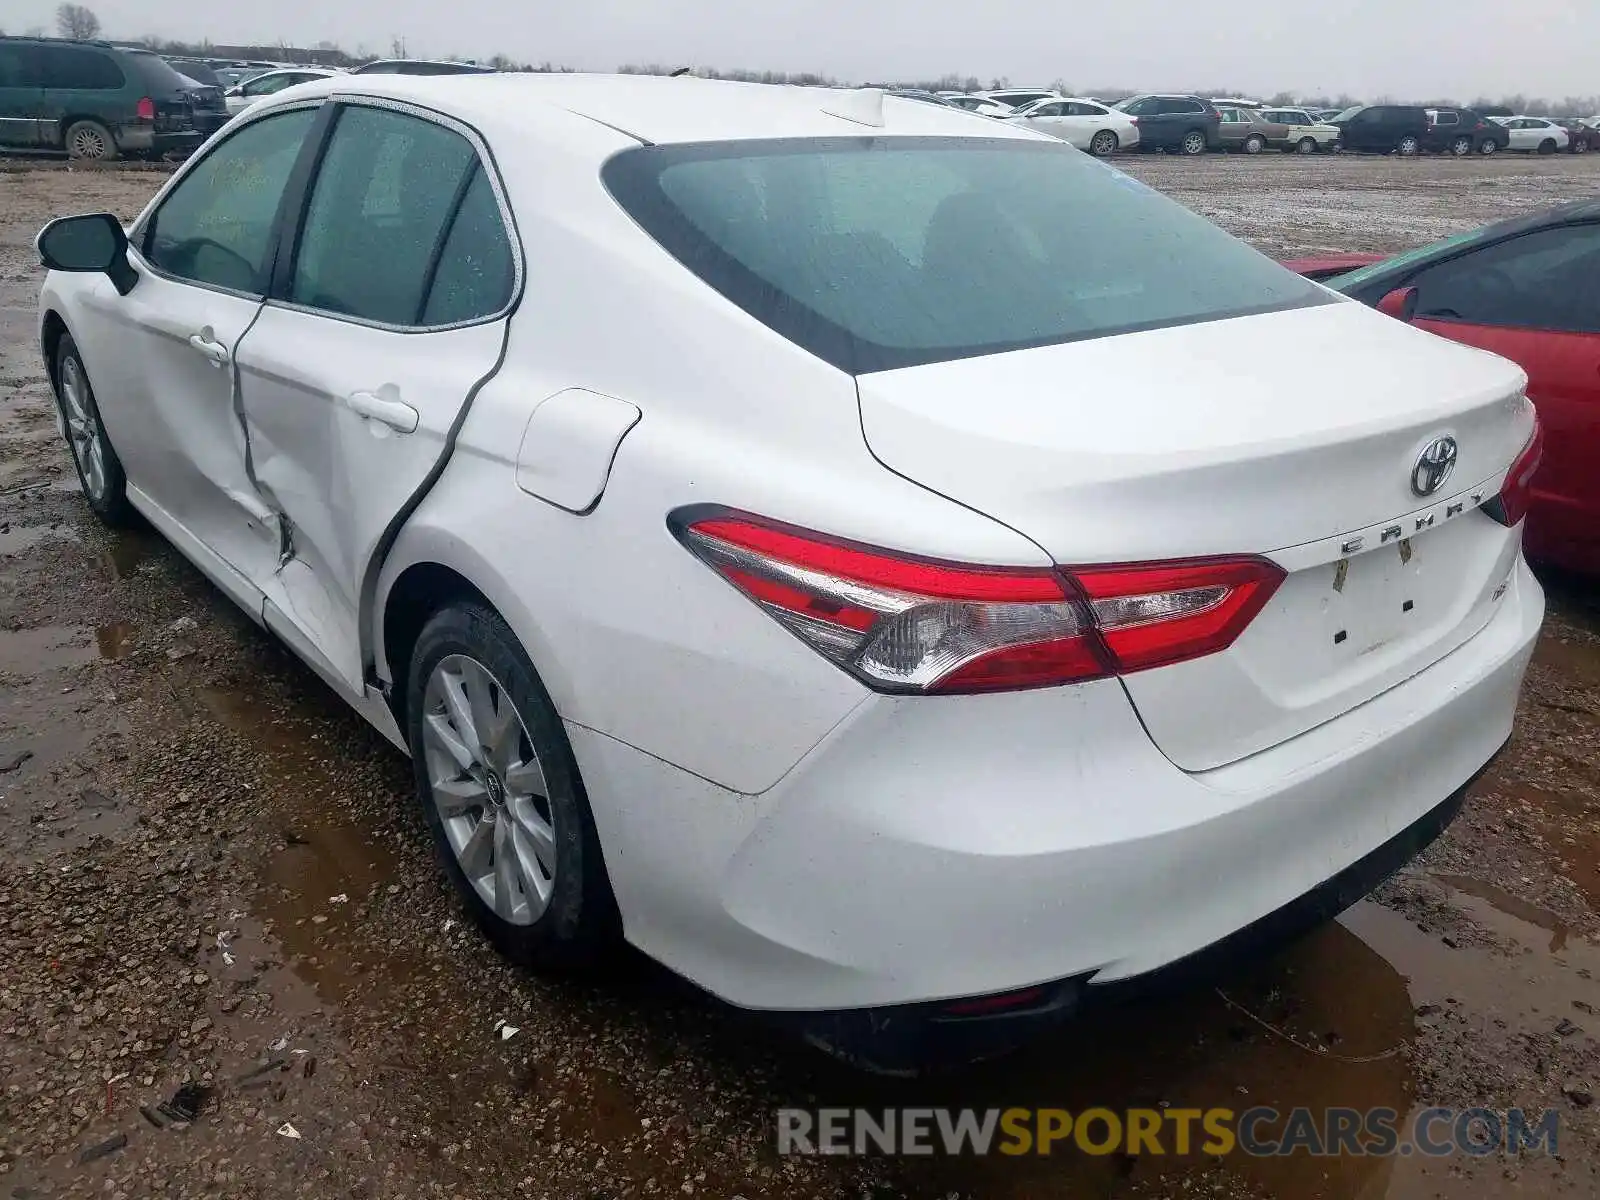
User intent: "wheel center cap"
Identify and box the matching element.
[484,771,506,808]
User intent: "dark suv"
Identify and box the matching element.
[0,36,202,159]
[1424,107,1508,156]
[1327,104,1430,155]
[1113,94,1221,155]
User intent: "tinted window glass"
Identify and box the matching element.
[1410,224,1600,333]
[605,137,1328,374]
[37,46,123,90]
[421,167,515,324]
[290,105,477,325]
[144,108,315,292]
[0,43,39,87]
[124,50,195,93]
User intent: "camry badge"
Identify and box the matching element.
[1411,436,1458,498]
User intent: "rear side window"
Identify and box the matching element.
[37,46,123,90]
[604,137,1328,374]
[290,104,511,326]
[124,50,196,93]
[420,167,516,324]
[143,108,317,293]
[0,43,39,88]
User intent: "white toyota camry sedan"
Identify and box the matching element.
[36,72,1543,1070]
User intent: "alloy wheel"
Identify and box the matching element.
[1297,137,1316,154]
[1451,137,1471,156]
[60,356,107,501]
[421,653,556,926]
[1398,136,1419,156]
[1480,140,1497,155]
[1090,130,1117,157]
[69,126,108,159]
[1182,132,1205,155]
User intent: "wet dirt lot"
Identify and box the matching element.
[1,154,1599,1200]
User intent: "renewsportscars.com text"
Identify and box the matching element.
[776,1106,1560,1158]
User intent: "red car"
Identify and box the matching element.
[1285,203,1600,575]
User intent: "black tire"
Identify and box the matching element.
[1296,137,1317,154]
[1396,135,1420,156]
[53,333,134,526]
[1180,129,1207,156]
[1575,139,1590,155]
[1450,136,1472,156]
[64,120,118,161]
[1479,138,1498,155]
[1538,139,1557,155]
[1089,129,1118,157]
[406,601,618,970]
[1243,134,1265,155]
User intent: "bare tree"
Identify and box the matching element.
[55,4,101,40]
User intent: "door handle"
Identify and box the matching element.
[187,332,229,367]
[346,389,419,434]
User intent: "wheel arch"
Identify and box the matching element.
[40,309,69,383]
[374,538,581,741]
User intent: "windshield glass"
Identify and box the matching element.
[1332,106,1363,122]
[604,137,1329,374]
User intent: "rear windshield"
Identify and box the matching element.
[125,50,199,93]
[603,137,1328,374]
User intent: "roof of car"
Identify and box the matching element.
[276,73,1043,145]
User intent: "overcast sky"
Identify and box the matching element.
[8,0,1597,100]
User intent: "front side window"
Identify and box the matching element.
[1410,224,1600,333]
[289,104,505,326]
[142,107,317,293]
[245,73,297,97]
[605,137,1328,374]
[37,46,123,90]
[1117,97,1155,115]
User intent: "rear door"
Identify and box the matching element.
[0,42,44,148]
[1405,221,1600,571]
[234,99,521,690]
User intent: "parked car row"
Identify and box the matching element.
[0,36,498,159]
[914,87,1600,158]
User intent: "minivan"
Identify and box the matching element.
[0,36,203,159]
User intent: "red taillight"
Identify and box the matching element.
[136,96,156,120]
[674,511,1284,695]
[1128,116,1139,124]
[1486,419,1543,528]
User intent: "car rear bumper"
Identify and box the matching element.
[571,555,1541,1017]
[114,125,203,155]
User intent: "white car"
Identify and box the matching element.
[973,87,1062,109]
[1260,107,1341,153]
[35,73,1543,1071]
[223,67,339,114]
[943,94,1018,118]
[1492,115,1570,153]
[1006,96,1141,155]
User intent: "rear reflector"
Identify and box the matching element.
[1485,418,1543,528]
[674,509,1284,695]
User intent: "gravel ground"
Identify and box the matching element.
[1,153,1599,1200]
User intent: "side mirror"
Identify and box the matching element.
[37,213,138,296]
[1377,286,1418,322]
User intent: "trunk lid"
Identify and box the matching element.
[856,300,1534,770]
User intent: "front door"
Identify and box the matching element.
[234,100,519,690]
[0,42,42,148]
[1406,221,1600,571]
[96,104,321,583]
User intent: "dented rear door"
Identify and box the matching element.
[232,100,520,692]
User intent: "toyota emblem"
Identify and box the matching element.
[1411,436,1458,497]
